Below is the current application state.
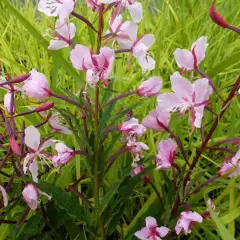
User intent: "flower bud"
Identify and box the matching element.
[143,175,150,183]
[35,102,54,113]
[10,137,21,156]
[23,69,51,100]
[209,1,228,28]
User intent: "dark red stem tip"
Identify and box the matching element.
[209,1,229,28]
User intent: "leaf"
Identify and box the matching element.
[99,177,126,215]
[209,206,236,240]
[221,207,240,225]
[2,0,83,87]
[208,50,240,78]
[110,103,141,124]
[37,180,87,222]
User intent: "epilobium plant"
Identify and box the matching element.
[0,0,240,239]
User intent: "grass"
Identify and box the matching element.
[0,0,240,239]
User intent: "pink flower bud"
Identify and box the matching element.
[22,184,39,210]
[143,175,150,183]
[209,1,229,28]
[10,138,21,156]
[137,77,162,97]
[23,69,51,100]
[22,184,51,210]
[35,102,54,113]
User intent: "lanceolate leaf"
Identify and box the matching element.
[37,181,88,222]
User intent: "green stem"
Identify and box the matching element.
[93,4,105,239]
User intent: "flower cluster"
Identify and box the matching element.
[1,0,240,239]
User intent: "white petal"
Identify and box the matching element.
[0,186,8,207]
[25,126,40,150]
[137,56,155,70]
[127,2,143,23]
[174,48,194,70]
[29,160,39,183]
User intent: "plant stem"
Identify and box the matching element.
[189,175,219,195]
[71,12,98,33]
[93,5,105,239]
[101,91,137,109]
[51,92,87,111]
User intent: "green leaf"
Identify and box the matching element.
[37,180,87,222]
[209,207,236,240]
[208,50,240,78]
[221,207,240,225]
[99,177,126,215]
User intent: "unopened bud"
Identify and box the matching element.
[10,138,21,156]
[209,1,229,28]
[143,175,150,183]
[35,102,54,113]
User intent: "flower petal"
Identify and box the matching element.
[146,216,158,229]
[25,126,41,150]
[156,226,170,238]
[0,186,8,207]
[135,227,150,239]
[170,72,193,102]
[70,45,92,71]
[127,2,143,23]
[174,48,194,70]
[158,93,181,112]
[191,36,208,66]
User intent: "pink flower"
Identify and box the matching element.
[106,15,138,49]
[131,165,144,177]
[99,0,143,23]
[23,126,54,182]
[49,20,76,50]
[132,34,155,70]
[128,141,149,164]
[22,184,51,210]
[0,185,8,207]
[156,138,177,170]
[135,216,170,240]
[52,143,74,167]
[158,72,212,130]
[38,0,75,21]
[175,211,203,235]
[23,69,51,100]
[143,107,170,131]
[173,36,208,71]
[219,149,240,177]
[137,77,162,97]
[4,92,14,113]
[119,118,146,140]
[70,45,115,87]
